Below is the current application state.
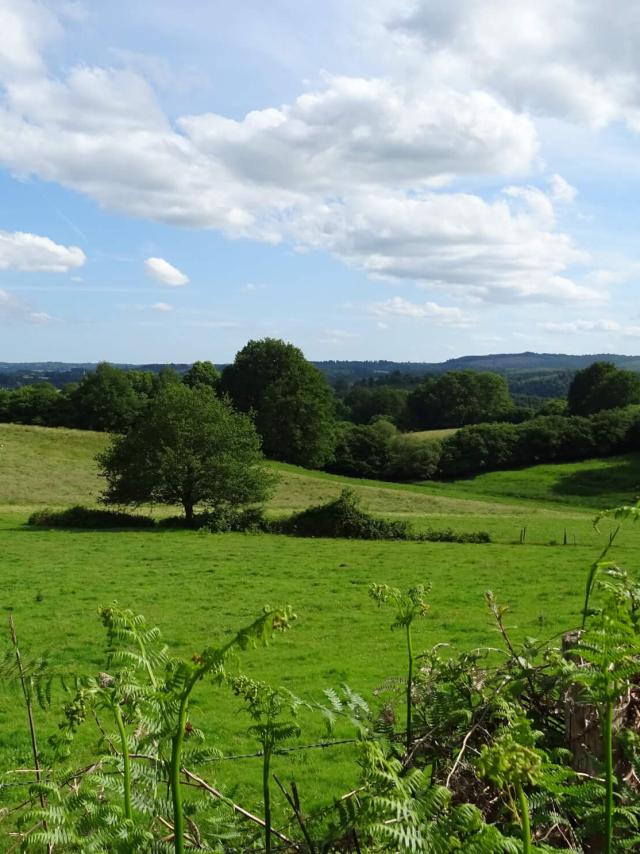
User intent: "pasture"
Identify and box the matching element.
[1,423,639,818]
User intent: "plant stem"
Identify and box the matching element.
[113,703,133,822]
[515,782,532,854]
[582,526,620,628]
[263,742,273,854]
[170,673,200,854]
[9,617,52,854]
[604,699,614,854]
[405,624,414,752]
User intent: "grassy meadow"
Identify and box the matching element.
[1,422,640,818]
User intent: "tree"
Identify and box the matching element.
[98,384,273,524]
[67,363,142,432]
[220,338,336,467]
[567,361,640,415]
[344,385,409,425]
[183,360,221,393]
[405,370,513,429]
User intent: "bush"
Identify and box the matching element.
[158,506,268,532]
[419,528,491,543]
[28,506,156,529]
[274,489,413,540]
[328,422,394,478]
[386,436,442,481]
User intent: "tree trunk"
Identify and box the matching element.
[183,501,194,526]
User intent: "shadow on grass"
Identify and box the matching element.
[551,458,640,509]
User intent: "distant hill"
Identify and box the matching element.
[2,353,640,398]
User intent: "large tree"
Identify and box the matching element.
[220,338,336,467]
[405,370,513,429]
[67,362,143,432]
[567,361,640,415]
[98,384,273,523]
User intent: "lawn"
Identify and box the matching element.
[0,423,637,822]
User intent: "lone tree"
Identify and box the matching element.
[97,384,273,524]
[220,337,337,468]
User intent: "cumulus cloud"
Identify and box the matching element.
[0,230,85,272]
[369,296,472,326]
[151,301,173,311]
[541,318,640,336]
[394,0,640,130]
[292,188,596,304]
[0,0,608,307]
[0,288,53,323]
[144,257,189,287]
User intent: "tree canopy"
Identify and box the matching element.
[220,338,337,467]
[567,361,640,415]
[405,370,513,429]
[98,384,273,523]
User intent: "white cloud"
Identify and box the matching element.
[144,257,189,287]
[0,1,613,309]
[394,0,640,130]
[0,230,85,272]
[548,174,577,204]
[151,301,173,312]
[0,0,59,79]
[291,188,596,304]
[541,318,640,337]
[369,296,472,326]
[0,288,53,323]
[243,282,267,291]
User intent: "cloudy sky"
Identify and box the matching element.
[2,0,640,362]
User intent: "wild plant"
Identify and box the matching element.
[369,583,429,751]
[230,677,302,853]
[563,568,640,853]
[14,602,295,853]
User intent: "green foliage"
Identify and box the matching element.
[157,505,268,532]
[406,370,514,430]
[182,360,221,392]
[343,385,409,426]
[274,488,414,540]
[420,527,490,543]
[568,361,640,416]
[66,362,144,432]
[220,337,337,468]
[28,505,155,529]
[98,383,273,522]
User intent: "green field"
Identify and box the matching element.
[406,427,458,442]
[1,423,639,820]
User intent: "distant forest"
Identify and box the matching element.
[3,351,640,399]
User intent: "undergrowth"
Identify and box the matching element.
[6,503,640,851]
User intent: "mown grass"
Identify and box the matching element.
[0,423,638,819]
[419,454,640,510]
[406,427,458,442]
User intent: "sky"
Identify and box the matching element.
[2,1,640,363]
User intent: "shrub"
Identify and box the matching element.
[28,505,156,529]
[158,506,268,532]
[274,489,413,540]
[328,422,394,478]
[386,436,442,481]
[418,528,491,543]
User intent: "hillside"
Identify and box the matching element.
[3,422,638,517]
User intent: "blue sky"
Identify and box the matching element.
[2,0,640,363]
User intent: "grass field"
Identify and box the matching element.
[406,427,458,442]
[1,422,639,820]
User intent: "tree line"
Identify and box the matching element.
[3,340,640,484]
